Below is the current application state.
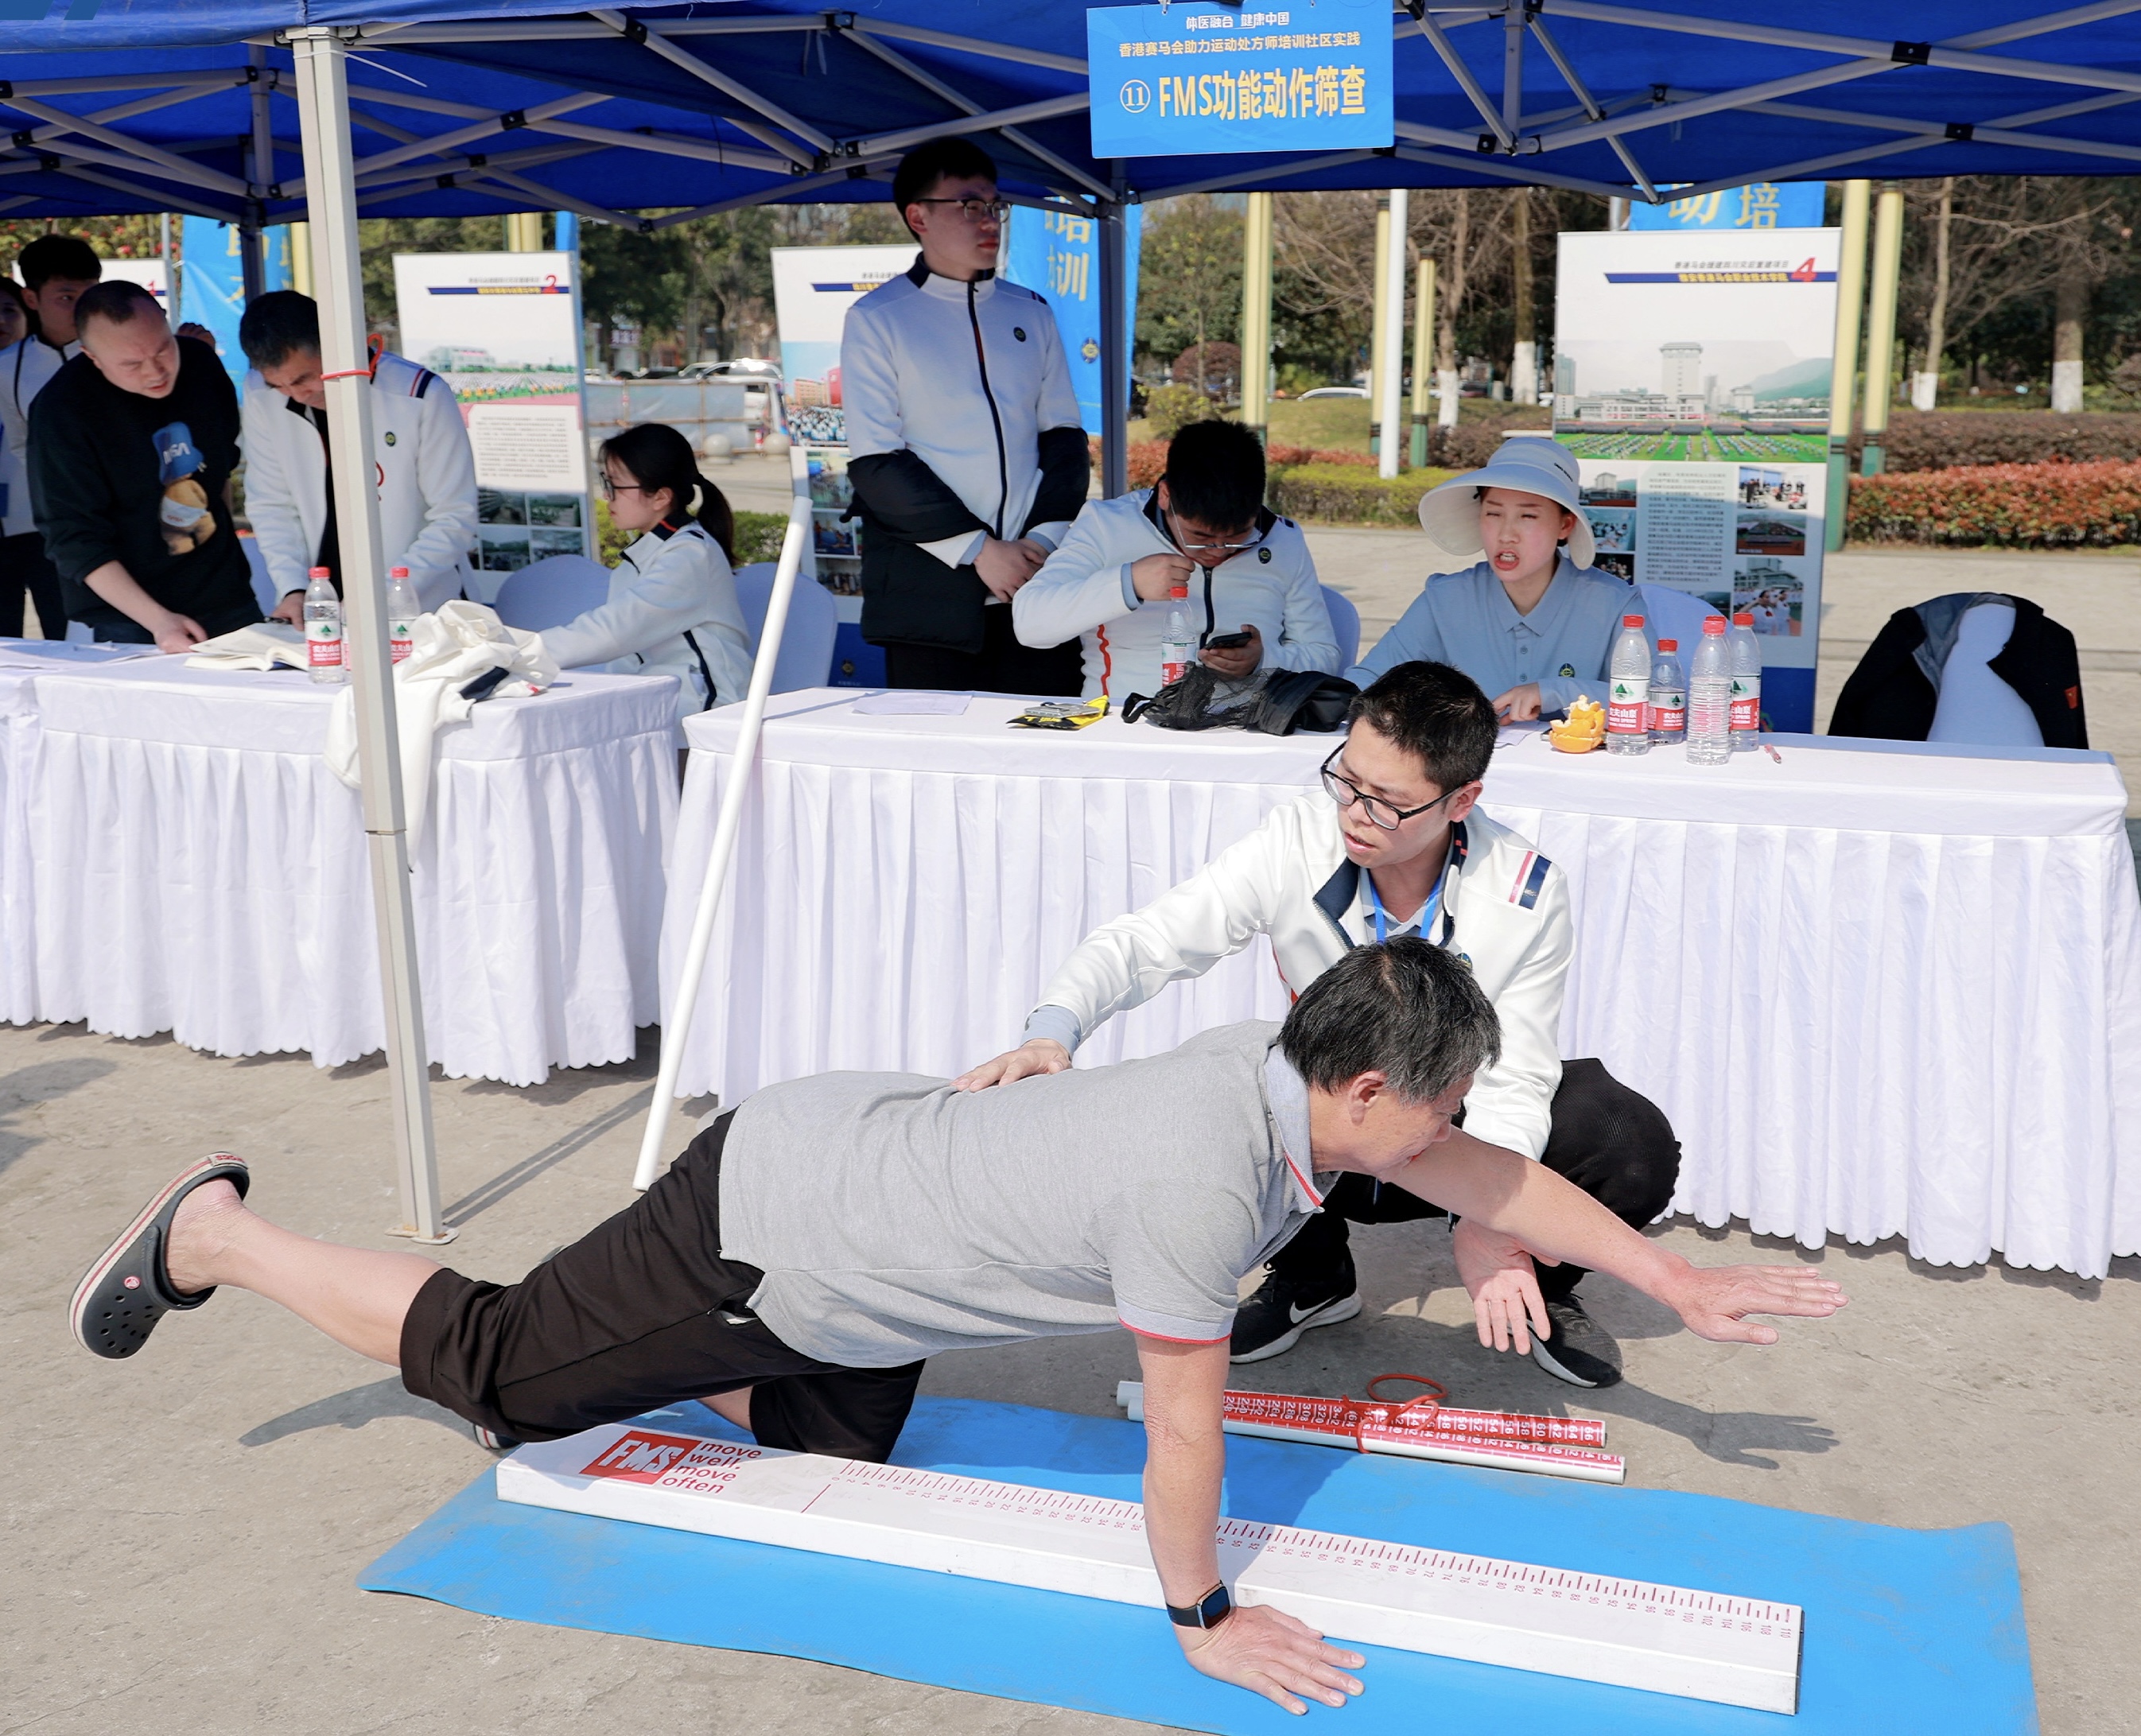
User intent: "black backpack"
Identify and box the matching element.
[1121,666,1358,736]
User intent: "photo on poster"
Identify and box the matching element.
[530,527,589,559]
[1735,555,1807,635]
[479,489,527,526]
[1580,471,1638,507]
[1585,507,1635,553]
[1738,465,1808,511]
[479,528,532,572]
[1552,229,1839,465]
[1593,551,1636,581]
[527,494,582,527]
[1736,510,1807,557]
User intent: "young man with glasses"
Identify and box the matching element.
[842,138,1091,693]
[1012,417,1338,699]
[955,660,1681,1388]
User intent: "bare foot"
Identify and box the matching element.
[165,1178,249,1295]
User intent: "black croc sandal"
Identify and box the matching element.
[71,1155,251,1359]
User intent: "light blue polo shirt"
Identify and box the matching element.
[1347,554,1634,716]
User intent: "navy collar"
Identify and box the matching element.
[904,252,995,289]
[1311,821,1469,950]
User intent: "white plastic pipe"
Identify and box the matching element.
[631,493,812,1190]
[1377,188,1409,480]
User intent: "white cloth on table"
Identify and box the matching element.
[324,600,558,848]
[665,691,2141,1278]
[0,663,40,1023]
[27,659,677,1084]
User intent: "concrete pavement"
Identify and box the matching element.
[5,1016,2135,1734]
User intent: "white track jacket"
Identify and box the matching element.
[1024,792,1571,1161]
[1012,490,1339,699]
[241,351,478,612]
[541,519,754,725]
[0,336,73,538]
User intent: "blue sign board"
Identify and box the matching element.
[1004,204,1142,436]
[178,216,289,390]
[1629,183,1826,231]
[1087,0,1393,157]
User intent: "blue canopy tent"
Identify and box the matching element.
[4,0,2137,1199]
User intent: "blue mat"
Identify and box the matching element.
[360,1397,2036,1733]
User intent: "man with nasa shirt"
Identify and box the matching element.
[842,137,1091,693]
[28,281,259,647]
[956,660,1683,1388]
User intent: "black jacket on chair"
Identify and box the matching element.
[1828,593,2087,750]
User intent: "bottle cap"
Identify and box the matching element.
[1622,614,1644,628]
[1169,584,1188,599]
[1733,612,1754,627]
[1702,616,1727,634]
[1658,638,1677,652]
[309,566,330,578]
[390,566,410,579]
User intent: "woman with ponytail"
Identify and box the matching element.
[541,421,755,724]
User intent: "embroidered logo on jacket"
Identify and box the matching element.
[1012,326,1028,341]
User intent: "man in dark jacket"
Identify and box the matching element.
[841,138,1090,693]
[28,278,258,648]
[1828,592,2085,750]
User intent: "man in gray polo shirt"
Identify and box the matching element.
[75,941,1846,1715]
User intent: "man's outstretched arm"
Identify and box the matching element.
[1137,1334,1364,1715]
[1389,1128,1847,1342]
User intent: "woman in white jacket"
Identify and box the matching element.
[542,422,754,724]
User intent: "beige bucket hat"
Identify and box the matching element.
[1416,435,1595,569]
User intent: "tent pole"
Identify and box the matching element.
[1859,181,1904,477]
[288,25,452,1245]
[240,45,270,299]
[1239,190,1272,445]
[1824,179,1871,550]
[631,496,812,1193]
[1098,169,1129,499]
[1368,195,1389,456]
[1377,189,1408,480]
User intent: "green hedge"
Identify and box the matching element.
[1269,462,1451,527]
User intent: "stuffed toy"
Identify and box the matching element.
[159,476,214,556]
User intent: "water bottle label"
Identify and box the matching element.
[390,620,415,664]
[307,617,343,668]
[1161,651,1191,685]
[1649,689,1685,732]
[1607,675,1648,734]
[1729,676,1760,731]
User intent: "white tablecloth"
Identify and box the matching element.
[0,666,39,1025]
[23,659,679,1084]
[667,690,2141,1278]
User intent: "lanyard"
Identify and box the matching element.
[1364,861,1445,947]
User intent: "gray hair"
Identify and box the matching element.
[1278,937,1500,1101]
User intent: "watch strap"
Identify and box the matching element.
[1165,1582,1234,1629]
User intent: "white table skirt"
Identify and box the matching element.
[0,666,39,1025]
[24,660,679,1085]
[666,690,2141,1278]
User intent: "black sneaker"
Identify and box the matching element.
[1229,1268,1362,1364]
[1529,1295,1623,1388]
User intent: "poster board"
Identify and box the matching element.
[1552,229,1839,732]
[770,243,915,425]
[393,251,591,587]
[174,217,291,390]
[1004,204,1142,437]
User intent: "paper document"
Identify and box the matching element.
[851,692,971,716]
[0,640,157,670]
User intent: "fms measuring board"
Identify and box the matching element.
[499,1423,1801,1712]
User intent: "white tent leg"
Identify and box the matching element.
[289,26,452,1245]
[1377,189,1408,480]
[632,495,812,1193]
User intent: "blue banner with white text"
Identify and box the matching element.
[1630,184,1826,231]
[1005,205,1142,437]
[177,216,288,390]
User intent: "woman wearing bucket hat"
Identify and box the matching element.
[1347,437,1632,722]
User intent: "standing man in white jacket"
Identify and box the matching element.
[0,235,101,639]
[842,138,1091,693]
[237,291,478,617]
[1014,418,1337,699]
[956,660,1681,1389]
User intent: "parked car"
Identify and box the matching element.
[1298,385,1369,400]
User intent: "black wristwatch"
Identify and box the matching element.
[1167,1582,1234,1629]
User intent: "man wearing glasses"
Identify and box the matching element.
[1012,417,1338,699]
[843,138,1091,694]
[955,660,1680,1388]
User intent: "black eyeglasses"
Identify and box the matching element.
[1319,748,1457,832]
[597,476,651,500]
[913,196,1009,223]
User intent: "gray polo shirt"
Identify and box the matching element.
[717,1021,1329,1367]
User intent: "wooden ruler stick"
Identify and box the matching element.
[498,1422,1798,1712]
[1116,1382,1627,1486]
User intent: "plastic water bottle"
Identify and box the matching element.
[304,565,344,683]
[1685,616,1731,765]
[1649,638,1686,744]
[1160,583,1194,686]
[1727,612,1763,752]
[1605,613,1650,755]
[387,566,418,665]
